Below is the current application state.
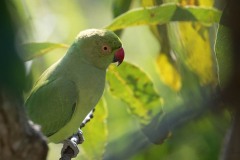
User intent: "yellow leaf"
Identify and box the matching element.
[178,22,217,85]
[156,53,182,91]
[180,0,214,6]
[198,0,214,6]
[142,0,155,7]
[180,0,198,6]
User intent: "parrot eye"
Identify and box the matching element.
[103,46,108,50]
[101,45,111,54]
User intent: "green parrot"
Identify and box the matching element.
[25,29,124,156]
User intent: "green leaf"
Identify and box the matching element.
[107,62,163,125]
[105,3,221,31]
[215,25,233,87]
[20,42,68,61]
[112,0,132,36]
[78,98,108,160]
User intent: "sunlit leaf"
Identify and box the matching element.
[78,98,108,160]
[156,53,182,91]
[141,0,155,7]
[215,25,233,87]
[168,22,217,85]
[20,42,68,61]
[179,0,197,5]
[106,3,221,31]
[182,23,216,84]
[107,62,163,125]
[198,0,214,6]
[179,0,214,6]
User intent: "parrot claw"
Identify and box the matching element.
[61,139,79,158]
[61,129,84,158]
[76,129,85,144]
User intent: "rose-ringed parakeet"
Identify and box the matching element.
[25,29,124,156]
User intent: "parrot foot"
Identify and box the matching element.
[60,129,84,159]
[61,139,79,158]
[75,128,85,144]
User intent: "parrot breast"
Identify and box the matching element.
[47,61,106,143]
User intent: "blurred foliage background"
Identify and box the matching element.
[8,0,231,159]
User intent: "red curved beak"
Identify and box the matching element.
[113,47,125,66]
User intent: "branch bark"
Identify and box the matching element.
[0,88,48,160]
[220,0,240,159]
[0,1,48,159]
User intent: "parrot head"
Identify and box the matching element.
[75,29,124,69]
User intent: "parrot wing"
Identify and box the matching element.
[26,77,78,137]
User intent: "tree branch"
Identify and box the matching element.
[0,1,48,159]
[0,88,48,160]
[219,0,240,159]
